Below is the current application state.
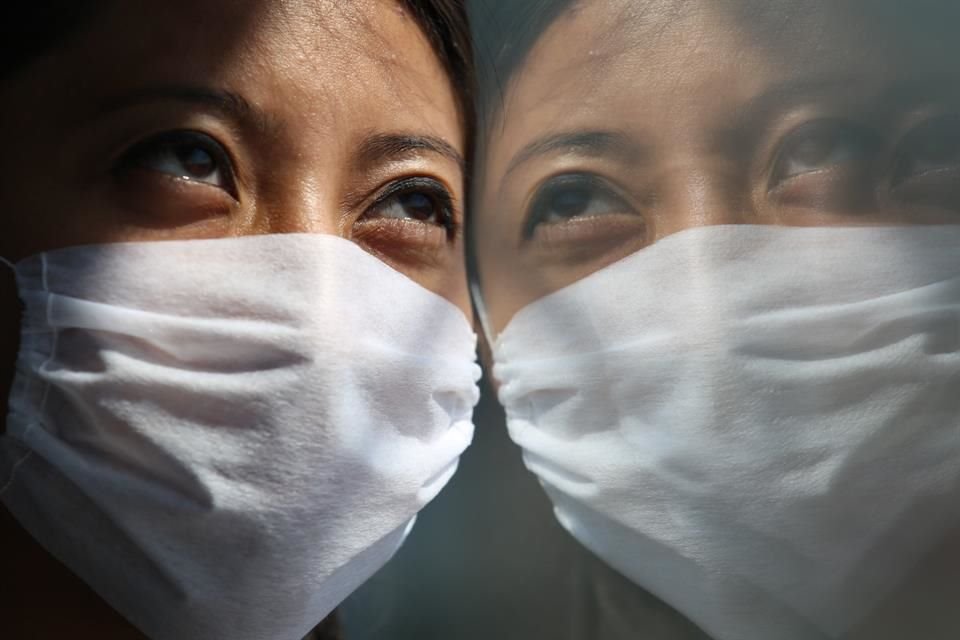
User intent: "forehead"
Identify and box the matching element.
[498,0,957,122]
[53,1,428,75]
[16,0,459,138]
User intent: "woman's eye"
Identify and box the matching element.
[116,131,238,198]
[770,120,879,187]
[523,174,633,239]
[893,115,960,183]
[364,177,457,237]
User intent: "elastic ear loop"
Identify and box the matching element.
[0,256,14,272]
[469,279,497,352]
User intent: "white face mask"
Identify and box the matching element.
[485,225,960,640]
[0,233,479,640]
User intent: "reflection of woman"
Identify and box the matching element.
[0,2,477,639]
[471,2,960,638]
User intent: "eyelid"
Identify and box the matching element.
[891,114,960,184]
[522,172,635,238]
[93,86,279,142]
[505,130,648,179]
[362,176,461,238]
[530,172,625,204]
[71,91,257,186]
[367,176,458,216]
[766,119,881,189]
[526,173,631,210]
[113,129,241,199]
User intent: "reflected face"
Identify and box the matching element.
[475,0,960,332]
[0,0,467,307]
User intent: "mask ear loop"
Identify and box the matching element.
[0,256,14,272]
[469,279,497,353]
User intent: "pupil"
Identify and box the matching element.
[552,187,591,218]
[400,192,436,221]
[177,146,216,178]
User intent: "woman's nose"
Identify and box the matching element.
[252,183,342,236]
[650,161,748,241]
[262,211,340,235]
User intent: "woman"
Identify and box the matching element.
[0,2,478,639]
[470,1,960,638]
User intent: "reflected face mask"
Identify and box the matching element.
[0,234,480,640]
[487,225,960,640]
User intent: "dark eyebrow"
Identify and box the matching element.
[354,133,465,172]
[730,77,866,132]
[725,74,960,146]
[505,130,647,178]
[95,85,277,134]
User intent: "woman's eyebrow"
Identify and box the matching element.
[727,74,960,137]
[730,77,868,132]
[504,130,647,179]
[354,133,465,172]
[92,85,279,134]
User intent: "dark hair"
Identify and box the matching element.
[404,1,475,133]
[468,0,573,135]
[0,2,103,80]
[463,0,573,291]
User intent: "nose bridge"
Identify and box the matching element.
[263,207,339,235]
[652,158,747,239]
[257,169,342,236]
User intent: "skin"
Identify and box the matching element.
[475,0,960,333]
[0,0,468,635]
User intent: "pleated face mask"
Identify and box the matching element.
[485,225,960,640]
[0,233,480,640]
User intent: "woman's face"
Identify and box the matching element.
[475,0,960,333]
[0,0,468,414]
[0,0,468,296]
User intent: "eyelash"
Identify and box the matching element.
[523,173,632,239]
[114,129,240,198]
[767,119,880,190]
[891,114,960,186]
[767,115,960,192]
[364,176,459,239]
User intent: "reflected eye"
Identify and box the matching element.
[117,130,238,198]
[364,177,457,238]
[770,120,879,187]
[894,115,960,183]
[523,174,633,239]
